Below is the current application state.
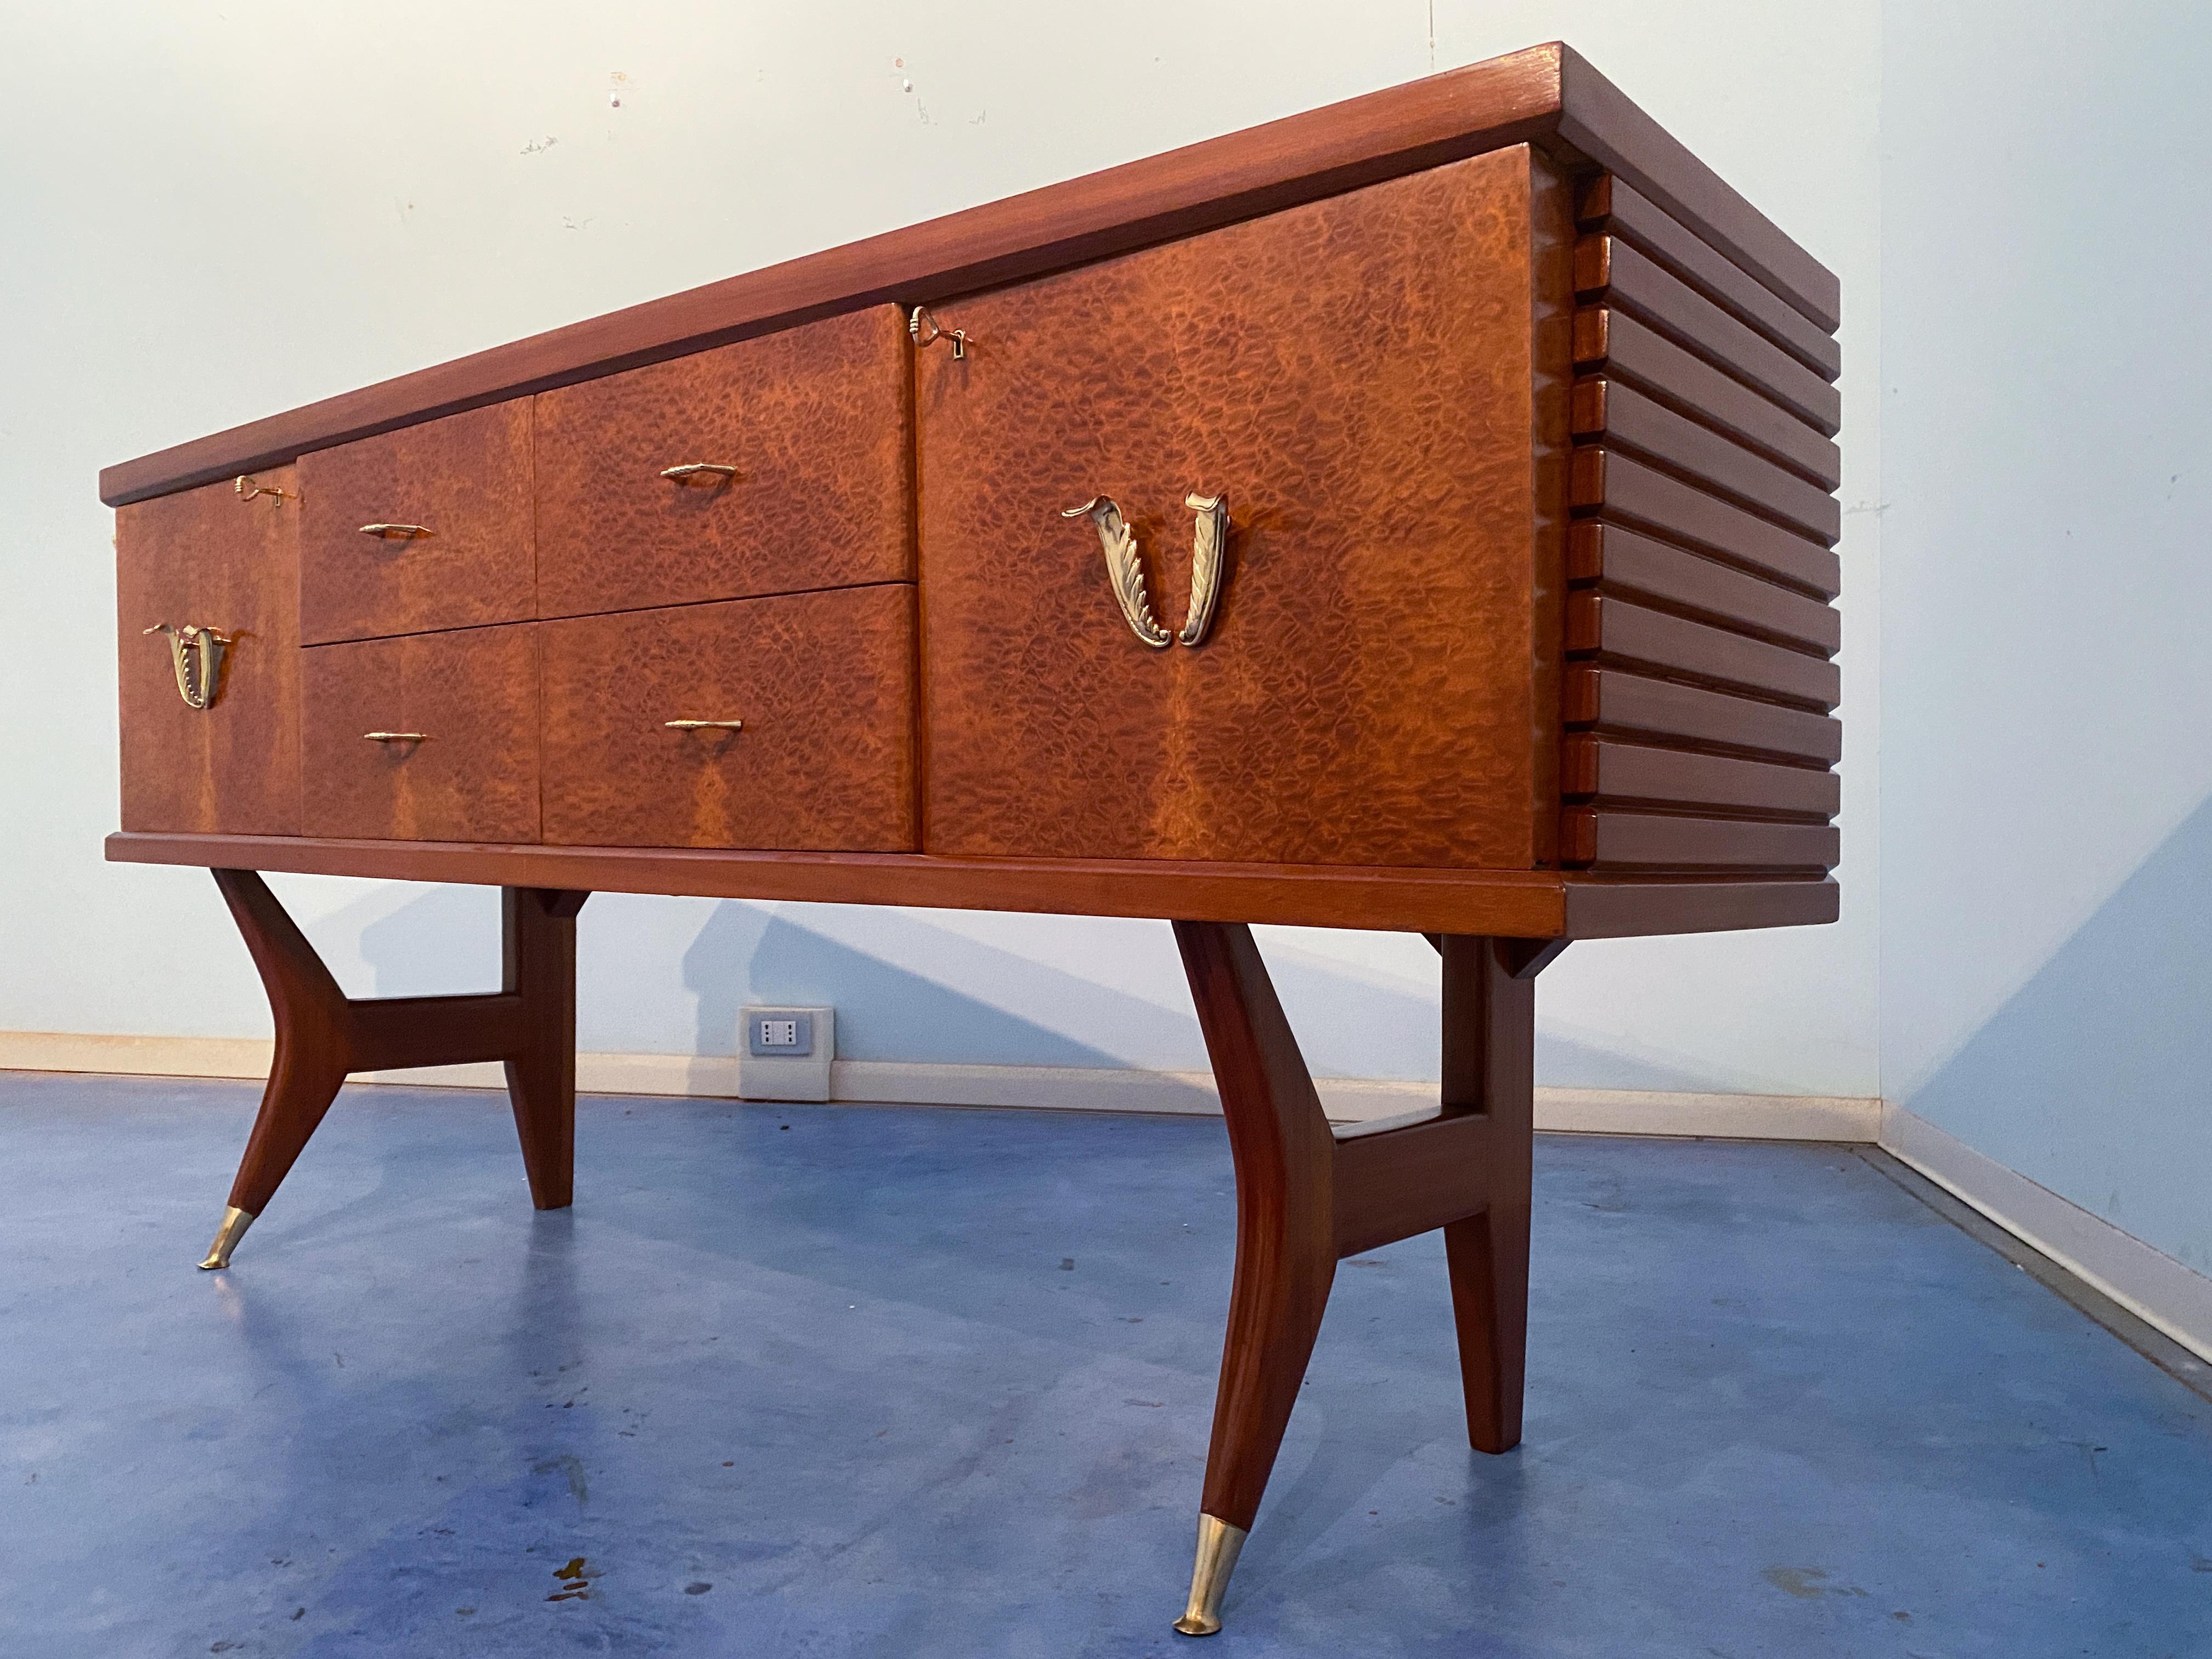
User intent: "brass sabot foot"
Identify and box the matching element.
[198,1206,256,1270]
[1171,1514,1247,1637]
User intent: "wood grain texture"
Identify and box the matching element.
[1567,592,1840,711]
[540,586,917,852]
[1572,377,1839,543]
[1576,235,1839,431]
[116,471,301,834]
[534,307,912,617]
[1573,308,1841,489]
[1568,524,1839,654]
[1571,447,1839,598]
[1564,666,1841,766]
[1561,874,1836,935]
[1561,810,1839,872]
[298,401,533,644]
[300,623,540,842]
[102,43,1834,507]
[921,147,1553,870]
[1561,735,1839,818]
[1577,174,1839,377]
[211,869,587,1221]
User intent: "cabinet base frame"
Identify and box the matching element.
[199,868,589,1267]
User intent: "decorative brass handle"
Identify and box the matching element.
[658,463,739,484]
[664,719,744,731]
[363,731,428,743]
[1062,489,1231,650]
[144,623,232,709]
[909,305,967,360]
[358,523,433,540]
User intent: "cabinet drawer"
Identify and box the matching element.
[298,402,533,644]
[541,586,915,850]
[301,623,539,842]
[535,306,912,618]
[917,146,1567,868]
[116,471,301,834]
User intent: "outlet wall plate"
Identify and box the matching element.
[735,1006,834,1102]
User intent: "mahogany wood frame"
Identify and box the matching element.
[1173,922,1562,1543]
[211,869,589,1217]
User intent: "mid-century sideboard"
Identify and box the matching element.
[104,42,1841,1636]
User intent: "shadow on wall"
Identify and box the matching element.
[1904,789,2212,1276]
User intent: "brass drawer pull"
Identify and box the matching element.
[664,719,744,731]
[658,462,739,484]
[1063,489,1231,649]
[358,523,433,540]
[363,731,428,743]
[144,623,232,709]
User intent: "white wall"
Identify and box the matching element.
[0,3,1879,1096]
[1880,2,2212,1272]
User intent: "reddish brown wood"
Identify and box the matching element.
[1577,175,1841,377]
[1572,377,1840,544]
[1176,923,1560,1521]
[1568,523,1841,656]
[1566,592,1841,712]
[101,44,1836,509]
[1561,735,1839,819]
[116,471,301,835]
[1571,448,1840,599]
[211,869,589,1217]
[1573,308,1841,489]
[1561,810,1839,871]
[1561,874,1836,935]
[1564,666,1841,766]
[297,402,533,644]
[301,624,540,843]
[921,147,1559,870]
[534,307,913,617]
[1174,919,1340,1531]
[540,587,917,852]
[1576,235,1840,431]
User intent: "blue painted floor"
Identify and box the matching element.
[3,1073,2209,1657]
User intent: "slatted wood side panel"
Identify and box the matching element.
[1562,173,1842,876]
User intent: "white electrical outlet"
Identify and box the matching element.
[736,1006,833,1102]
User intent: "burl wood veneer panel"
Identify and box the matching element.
[297,402,533,645]
[116,471,301,834]
[301,623,540,843]
[540,586,916,852]
[534,307,913,618]
[918,145,1569,869]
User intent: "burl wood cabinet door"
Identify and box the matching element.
[116,471,301,834]
[534,307,912,618]
[297,401,533,645]
[917,145,1570,868]
[540,586,915,851]
[300,623,539,842]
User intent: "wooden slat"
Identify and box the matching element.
[1569,524,1840,656]
[1573,376,1839,543]
[1561,875,1837,936]
[1567,593,1838,710]
[1571,447,1839,598]
[1552,49,1839,330]
[1564,667,1842,766]
[1578,175,1840,377]
[1561,736,1838,819]
[1576,236,1838,433]
[1573,308,1839,489]
[1561,811,1839,871]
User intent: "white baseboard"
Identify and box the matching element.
[0,1030,1878,1139]
[1880,1103,2212,1364]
